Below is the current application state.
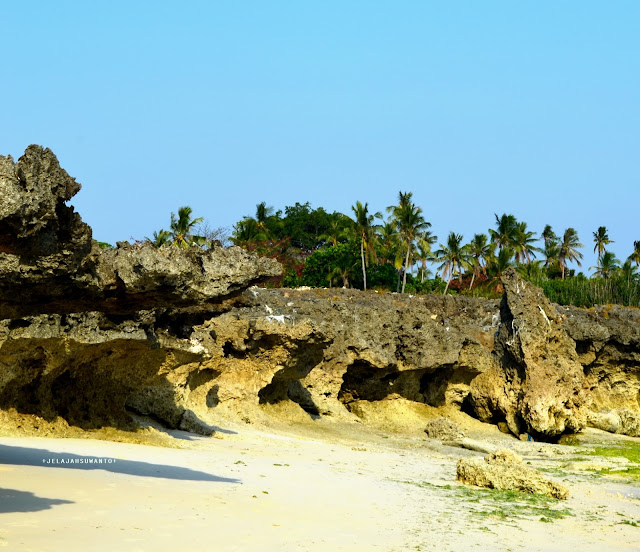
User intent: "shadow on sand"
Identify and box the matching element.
[0,487,74,514]
[0,443,240,483]
[155,423,239,442]
[127,408,239,441]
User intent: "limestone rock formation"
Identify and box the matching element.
[2,146,640,439]
[117,275,640,437]
[456,449,569,499]
[561,304,640,437]
[0,146,280,319]
[0,146,281,429]
[469,268,587,439]
[133,287,499,427]
[0,145,91,258]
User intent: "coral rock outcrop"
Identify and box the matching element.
[456,449,569,499]
[184,288,498,424]
[0,146,281,430]
[469,268,587,439]
[562,304,640,437]
[1,146,640,439]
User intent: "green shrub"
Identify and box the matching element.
[532,276,640,308]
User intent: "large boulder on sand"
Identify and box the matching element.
[468,268,587,440]
[456,449,569,500]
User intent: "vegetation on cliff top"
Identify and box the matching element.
[140,194,640,308]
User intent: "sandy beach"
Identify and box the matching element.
[1,418,639,552]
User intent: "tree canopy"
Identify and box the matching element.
[141,196,640,307]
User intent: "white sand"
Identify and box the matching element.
[1,423,639,551]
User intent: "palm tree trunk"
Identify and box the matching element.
[469,270,476,290]
[444,273,452,295]
[360,238,367,291]
[401,244,412,294]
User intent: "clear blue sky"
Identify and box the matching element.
[2,1,638,275]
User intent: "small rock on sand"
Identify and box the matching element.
[424,417,465,441]
[456,448,569,500]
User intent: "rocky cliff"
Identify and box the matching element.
[469,269,587,438]
[1,146,639,441]
[562,303,640,437]
[0,146,281,432]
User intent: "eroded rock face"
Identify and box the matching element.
[0,286,499,431]
[0,146,94,316]
[0,145,90,257]
[130,288,499,426]
[1,146,639,438]
[124,274,640,437]
[561,304,640,437]
[0,146,281,319]
[0,312,203,428]
[469,268,587,439]
[0,146,281,429]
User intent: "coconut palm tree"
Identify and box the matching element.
[351,201,382,291]
[388,193,431,293]
[255,201,274,223]
[513,222,539,264]
[558,228,584,279]
[414,245,431,283]
[328,257,357,288]
[150,229,171,247]
[541,225,558,248]
[231,218,268,246]
[377,220,401,265]
[467,233,493,289]
[517,260,546,281]
[541,225,559,276]
[485,247,514,280]
[415,231,437,283]
[593,226,614,263]
[169,206,205,248]
[232,202,277,246]
[489,213,518,252]
[434,232,468,295]
[627,240,640,267]
[320,216,351,247]
[254,202,276,236]
[591,251,619,279]
[386,191,413,215]
[543,240,559,266]
[620,260,639,283]
[419,230,438,252]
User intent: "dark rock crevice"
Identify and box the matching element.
[257,340,327,417]
[338,360,400,405]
